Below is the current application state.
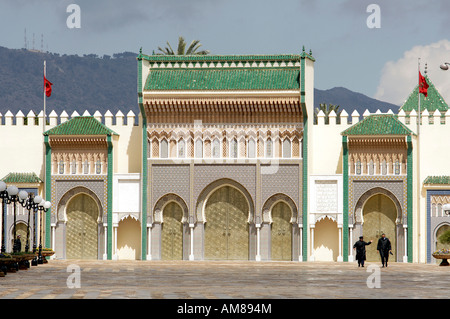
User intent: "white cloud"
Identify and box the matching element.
[374,39,450,106]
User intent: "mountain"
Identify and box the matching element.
[314,87,400,116]
[0,46,138,116]
[0,46,400,118]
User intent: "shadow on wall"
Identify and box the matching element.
[314,217,339,261]
[117,216,141,260]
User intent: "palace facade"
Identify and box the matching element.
[1,48,449,264]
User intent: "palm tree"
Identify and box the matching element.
[156,36,210,56]
[314,103,342,124]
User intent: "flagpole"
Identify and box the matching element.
[416,58,421,263]
[43,60,46,134]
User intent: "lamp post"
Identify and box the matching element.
[6,186,28,253]
[23,193,41,253]
[37,199,51,264]
[0,181,7,253]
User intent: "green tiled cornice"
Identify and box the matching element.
[140,54,302,63]
[44,116,118,136]
[341,114,414,136]
[144,67,300,91]
[423,176,450,185]
[1,172,42,184]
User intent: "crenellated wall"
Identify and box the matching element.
[0,109,143,181]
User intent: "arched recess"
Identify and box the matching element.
[117,215,141,260]
[261,193,298,224]
[314,216,339,261]
[434,223,450,264]
[57,186,104,223]
[10,222,28,252]
[353,187,403,225]
[195,178,255,224]
[153,193,189,224]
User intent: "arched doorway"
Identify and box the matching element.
[117,216,141,260]
[435,224,450,264]
[271,202,292,261]
[314,217,339,261]
[362,194,397,262]
[204,186,249,260]
[11,222,28,252]
[161,202,184,260]
[66,193,99,259]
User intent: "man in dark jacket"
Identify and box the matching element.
[377,233,392,268]
[353,236,373,267]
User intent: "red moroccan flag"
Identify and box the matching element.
[419,71,429,97]
[44,76,53,97]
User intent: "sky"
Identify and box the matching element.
[1,0,450,106]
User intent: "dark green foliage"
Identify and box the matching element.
[439,230,450,245]
[0,46,138,116]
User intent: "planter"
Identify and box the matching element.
[432,254,450,266]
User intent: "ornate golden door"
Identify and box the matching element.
[363,194,396,262]
[271,202,292,261]
[66,194,99,259]
[161,202,184,260]
[204,186,249,260]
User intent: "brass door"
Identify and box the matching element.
[204,186,249,260]
[161,202,183,260]
[271,202,292,261]
[363,194,396,262]
[66,194,99,259]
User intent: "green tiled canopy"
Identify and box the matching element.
[400,75,448,113]
[341,114,414,136]
[423,176,450,185]
[144,67,300,91]
[1,172,42,184]
[44,116,118,136]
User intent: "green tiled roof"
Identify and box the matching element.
[424,176,450,185]
[1,172,42,184]
[341,114,414,136]
[400,75,448,113]
[144,67,300,91]
[44,116,118,136]
[139,53,304,63]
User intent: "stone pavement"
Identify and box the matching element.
[0,259,449,299]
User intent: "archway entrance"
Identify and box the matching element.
[204,186,249,260]
[12,223,28,252]
[161,202,184,260]
[362,194,397,262]
[314,217,339,261]
[66,193,99,259]
[117,216,141,260]
[435,224,450,264]
[271,202,292,261]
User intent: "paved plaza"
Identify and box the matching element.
[0,260,449,300]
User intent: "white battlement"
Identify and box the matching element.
[314,108,450,133]
[0,109,141,128]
